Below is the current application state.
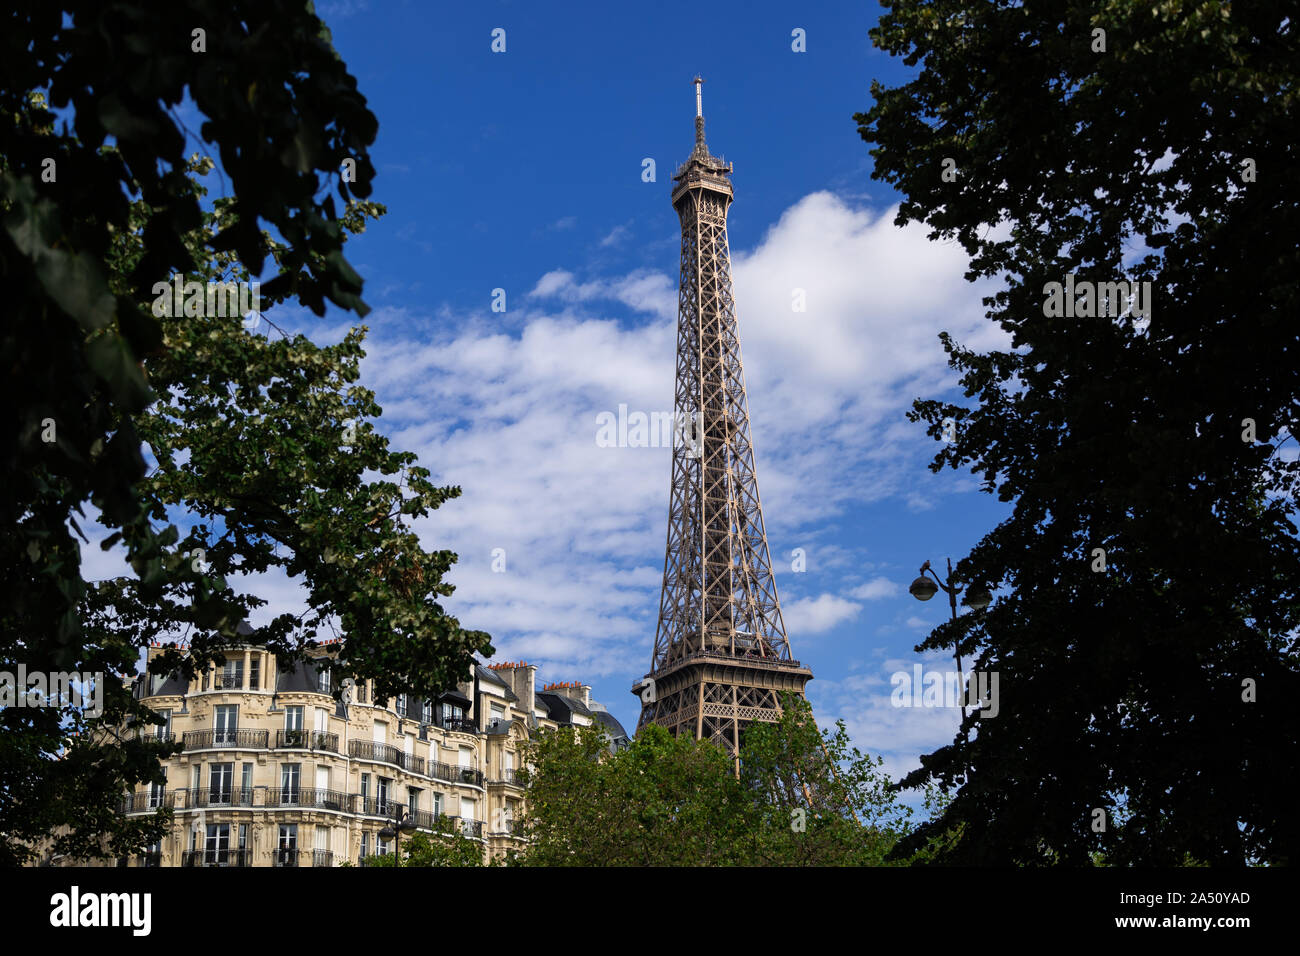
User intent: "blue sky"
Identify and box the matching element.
[83,0,1022,789]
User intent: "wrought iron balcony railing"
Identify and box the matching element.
[428,761,483,786]
[272,847,299,867]
[183,787,256,808]
[440,717,478,734]
[452,817,483,839]
[264,788,354,812]
[182,848,252,867]
[312,849,334,868]
[120,791,175,814]
[133,730,176,744]
[182,728,269,750]
[347,739,425,774]
[488,769,524,787]
[275,729,339,752]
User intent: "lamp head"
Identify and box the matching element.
[963,586,992,610]
[909,575,939,601]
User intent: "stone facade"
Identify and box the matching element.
[86,647,620,867]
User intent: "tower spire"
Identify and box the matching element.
[693,75,706,154]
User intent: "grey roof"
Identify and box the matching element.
[135,670,189,699]
[476,664,508,687]
[591,708,629,741]
[437,688,471,706]
[275,657,327,694]
[534,691,592,724]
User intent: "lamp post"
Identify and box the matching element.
[378,805,417,866]
[908,558,991,717]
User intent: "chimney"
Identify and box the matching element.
[542,680,591,710]
[490,662,537,719]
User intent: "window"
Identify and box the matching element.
[143,840,161,867]
[317,666,331,695]
[441,702,463,725]
[377,838,390,856]
[421,700,433,724]
[408,788,420,816]
[315,707,328,734]
[360,773,370,804]
[209,763,233,805]
[283,707,302,743]
[396,695,408,718]
[148,772,166,809]
[153,709,172,740]
[432,792,443,818]
[491,703,505,721]
[238,824,248,850]
[276,824,297,867]
[221,658,243,689]
[357,680,367,704]
[281,764,301,803]
[191,764,201,793]
[377,777,391,816]
[249,655,261,690]
[462,798,476,822]
[360,832,368,859]
[214,705,238,745]
[205,824,229,865]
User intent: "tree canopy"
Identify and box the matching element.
[2,2,489,864]
[856,0,1299,864]
[515,698,953,866]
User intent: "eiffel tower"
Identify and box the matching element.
[634,78,812,758]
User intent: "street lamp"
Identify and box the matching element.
[378,805,417,866]
[908,558,991,717]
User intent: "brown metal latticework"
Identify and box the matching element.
[634,79,812,758]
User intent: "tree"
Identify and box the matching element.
[738,696,956,866]
[359,823,485,868]
[518,723,749,866]
[1,2,489,865]
[856,1,1300,864]
[516,702,952,866]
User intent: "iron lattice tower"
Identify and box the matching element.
[634,78,812,757]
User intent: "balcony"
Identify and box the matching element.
[264,788,354,813]
[275,729,339,752]
[182,848,252,867]
[440,717,478,735]
[348,739,424,775]
[183,787,256,809]
[215,674,243,690]
[134,730,177,745]
[182,728,269,751]
[120,791,174,814]
[488,769,524,788]
[427,761,482,787]
[449,817,483,839]
[272,847,300,867]
[312,849,334,868]
[137,851,162,867]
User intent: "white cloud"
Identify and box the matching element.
[849,576,899,600]
[782,593,862,634]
